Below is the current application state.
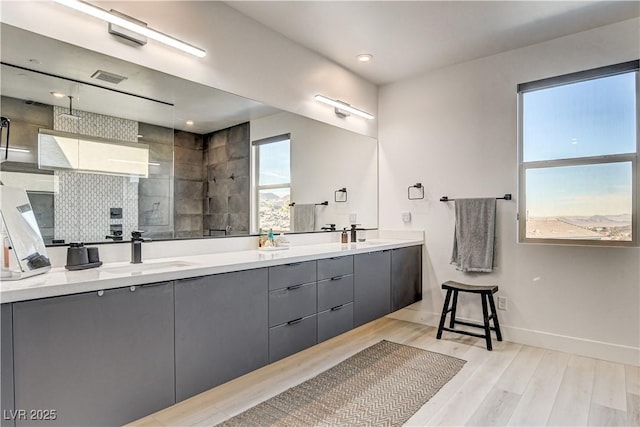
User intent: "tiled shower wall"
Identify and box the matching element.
[53,106,139,243]
[174,130,204,238]
[204,122,250,236]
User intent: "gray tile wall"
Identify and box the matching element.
[174,130,204,238]
[204,122,250,236]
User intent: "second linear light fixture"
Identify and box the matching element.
[53,0,206,58]
[314,95,375,120]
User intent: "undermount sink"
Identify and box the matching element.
[100,260,199,275]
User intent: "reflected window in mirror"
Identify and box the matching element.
[253,134,291,233]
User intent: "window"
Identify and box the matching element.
[252,134,291,232]
[518,61,639,246]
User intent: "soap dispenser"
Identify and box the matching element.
[341,228,348,244]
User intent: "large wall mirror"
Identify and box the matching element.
[0,23,378,245]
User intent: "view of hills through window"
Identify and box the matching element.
[522,71,636,241]
[255,137,291,232]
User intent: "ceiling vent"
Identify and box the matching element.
[91,70,128,85]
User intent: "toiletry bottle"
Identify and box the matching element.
[268,228,275,245]
[258,228,265,248]
[341,228,348,244]
[1,231,11,278]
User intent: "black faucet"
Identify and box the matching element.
[350,224,361,242]
[131,230,150,264]
[321,224,337,231]
[105,230,123,241]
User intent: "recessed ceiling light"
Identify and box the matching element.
[356,53,373,63]
[137,134,144,139]
[50,91,66,98]
[185,120,194,126]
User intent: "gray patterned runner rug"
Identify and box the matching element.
[217,340,466,426]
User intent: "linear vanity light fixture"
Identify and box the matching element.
[314,95,374,120]
[53,0,207,58]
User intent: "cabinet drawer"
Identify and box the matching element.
[318,303,353,343]
[269,261,317,290]
[317,274,354,312]
[269,282,317,327]
[269,314,317,363]
[317,256,353,281]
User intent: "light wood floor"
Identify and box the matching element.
[129,317,640,427]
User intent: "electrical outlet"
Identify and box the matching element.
[497,296,508,310]
[349,213,357,223]
[402,212,411,223]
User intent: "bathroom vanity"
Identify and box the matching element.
[0,238,422,427]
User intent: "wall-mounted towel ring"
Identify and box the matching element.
[408,183,424,200]
[334,188,347,203]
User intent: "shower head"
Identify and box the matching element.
[59,96,81,120]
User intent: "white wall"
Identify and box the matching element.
[0,1,377,138]
[251,111,378,231]
[379,18,640,365]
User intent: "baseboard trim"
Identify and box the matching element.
[386,308,640,366]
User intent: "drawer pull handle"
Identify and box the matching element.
[330,275,346,281]
[286,284,303,291]
[331,305,344,311]
[287,262,302,267]
[287,317,304,325]
[97,290,104,297]
[130,286,136,292]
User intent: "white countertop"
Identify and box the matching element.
[0,238,423,303]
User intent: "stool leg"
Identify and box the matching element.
[481,293,492,351]
[437,289,453,339]
[449,290,459,328]
[488,293,503,342]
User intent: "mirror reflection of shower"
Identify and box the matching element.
[1,116,10,162]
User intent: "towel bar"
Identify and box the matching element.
[440,193,512,202]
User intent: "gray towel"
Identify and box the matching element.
[451,198,496,273]
[293,204,315,232]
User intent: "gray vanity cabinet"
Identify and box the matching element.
[317,256,354,343]
[268,261,317,363]
[354,250,391,327]
[317,303,353,343]
[174,268,268,402]
[391,245,423,311]
[175,268,269,402]
[1,304,14,427]
[11,283,175,427]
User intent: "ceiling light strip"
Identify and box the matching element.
[53,0,206,58]
[314,95,374,120]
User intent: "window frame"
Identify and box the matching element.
[251,133,291,233]
[517,60,639,247]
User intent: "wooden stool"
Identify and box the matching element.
[436,281,502,350]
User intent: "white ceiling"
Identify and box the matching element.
[227,1,640,85]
